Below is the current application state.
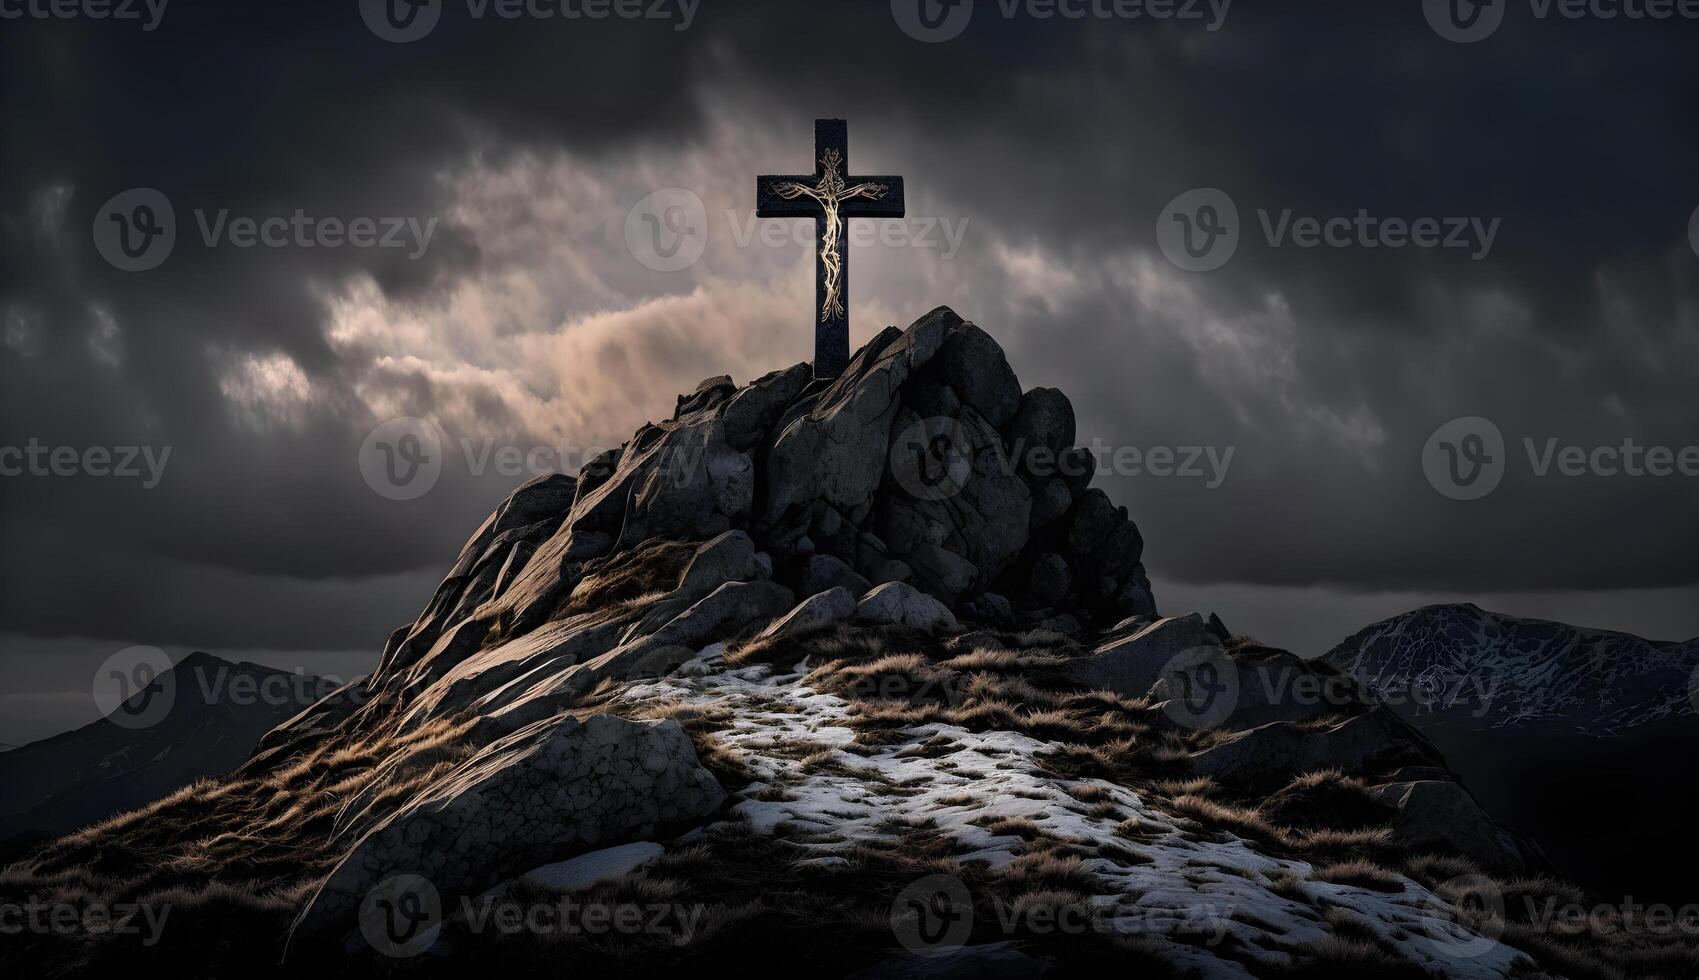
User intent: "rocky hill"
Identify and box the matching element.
[0,652,325,846]
[2,309,1690,978]
[1325,603,1699,736]
[1327,604,1699,905]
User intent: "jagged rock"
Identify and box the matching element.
[1371,780,1529,870]
[677,530,763,599]
[873,559,914,585]
[1027,552,1072,607]
[798,554,872,598]
[1188,713,1406,782]
[903,375,961,419]
[1006,387,1075,465]
[290,713,723,952]
[723,363,811,451]
[758,587,857,640]
[762,307,955,532]
[675,375,737,419]
[935,323,1021,428]
[1064,614,1221,698]
[907,542,977,599]
[961,591,1015,626]
[855,581,959,634]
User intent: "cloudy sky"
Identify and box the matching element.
[2,0,1697,744]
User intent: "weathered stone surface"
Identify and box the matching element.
[855,581,960,634]
[1188,713,1404,781]
[960,591,1015,626]
[722,363,810,450]
[674,375,737,419]
[758,587,857,640]
[1371,780,1529,869]
[1006,387,1075,463]
[291,713,724,950]
[906,543,977,599]
[677,530,762,599]
[798,554,872,598]
[936,323,1021,428]
[1064,614,1221,698]
[762,307,956,531]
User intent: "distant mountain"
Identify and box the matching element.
[1325,603,1699,736]
[1327,604,1699,902]
[0,652,323,843]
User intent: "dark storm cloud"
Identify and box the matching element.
[2,0,1697,664]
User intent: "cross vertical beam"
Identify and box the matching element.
[757,119,906,379]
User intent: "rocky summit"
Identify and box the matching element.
[3,309,1690,979]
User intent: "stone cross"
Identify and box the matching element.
[757,119,906,379]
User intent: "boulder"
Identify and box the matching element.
[1064,614,1221,698]
[722,363,811,451]
[674,375,737,419]
[855,581,960,634]
[798,554,872,598]
[1188,713,1404,782]
[677,530,764,599]
[1006,387,1075,464]
[1029,477,1072,528]
[757,587,857,640]
[290,713,724,952]
[1371,780,1529,870]
[935,323,1022,428]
